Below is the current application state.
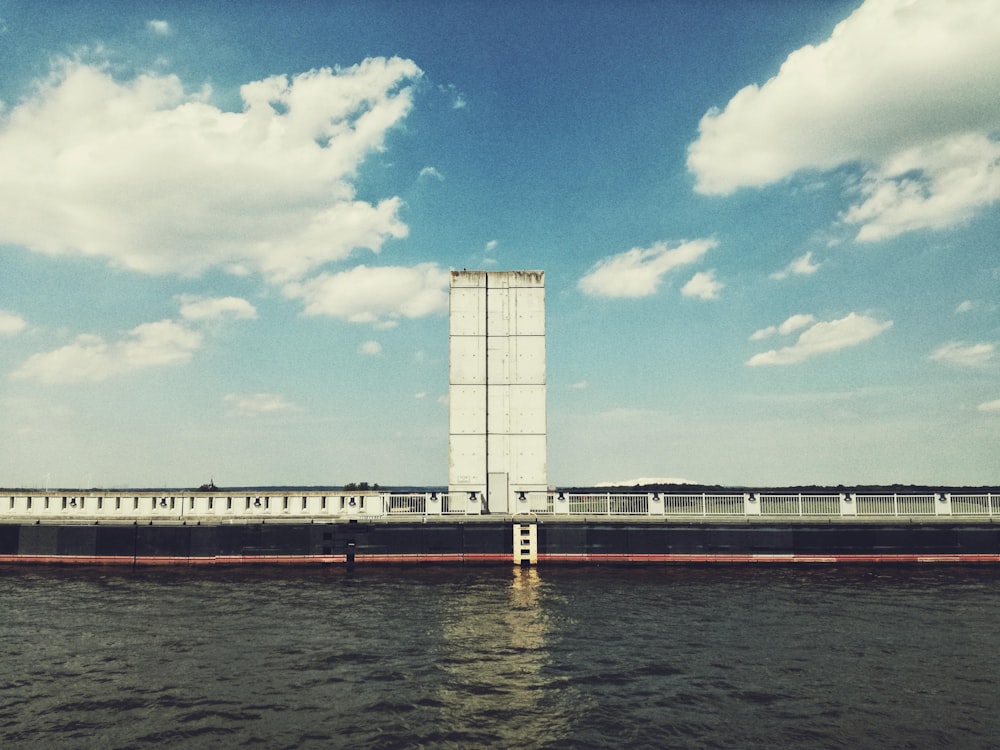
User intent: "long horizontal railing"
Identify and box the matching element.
[527,492,999,518]
[1,491,998,522]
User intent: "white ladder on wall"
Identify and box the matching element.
[513,523,537,565]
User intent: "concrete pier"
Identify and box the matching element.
[448,271,547,513]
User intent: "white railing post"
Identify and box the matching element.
[426,491,442,516]
[554,492,570,515]
[840,493,857,516]
[648,492,663,516]
[935,492,952,516]
[744,492,761,516]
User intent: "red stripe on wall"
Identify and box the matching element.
[536,553,1000,564]
[4,552,1000,565]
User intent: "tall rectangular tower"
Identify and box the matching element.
[449,270,547,514]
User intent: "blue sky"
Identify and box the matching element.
[1,0,998,489]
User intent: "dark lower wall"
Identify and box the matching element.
[0,521,513,562]
[1,520,999,563]
[538,523,1000,556]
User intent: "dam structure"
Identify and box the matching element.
[2,268,1000,565]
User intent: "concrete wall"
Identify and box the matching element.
[449,270,547,513]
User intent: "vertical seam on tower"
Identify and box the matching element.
[484,271,489,510]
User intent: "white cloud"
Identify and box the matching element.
[747,312,893,366]
[978,399,1000,413]
[11,320,202,383]
[484,239,498,253]
[929,341,995,367]
[771,251,821,280]
[359,340,382,356]
[179,296,257,321]
[687,0,1000,240]
[147,20,171,36]
[437,83,467,110]
[419,166,444,180]
[778,314,818,336]
[284,263,449,325]
[749,313,816,341]
[0,310,27,335]
[414,391,427,399]
[956,300,975,313]
[9,295,257,383]
[578,239,716,298]
[224,392,297,417]
[0,55,421,286]
[681,269,723,300]
[570,380,589,390]
[842,133,1000,241]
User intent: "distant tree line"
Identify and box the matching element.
[343,482,380,491]
[562,483,1000,494]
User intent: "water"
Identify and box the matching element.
[2,565,998,749]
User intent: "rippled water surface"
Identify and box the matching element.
[2,564,999,748]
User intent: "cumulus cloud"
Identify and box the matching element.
[147,19,171,35]
[578,239,716,298]
[11,320,202,383]
[0,55,421,285]
[359,340,382,356]
[224,392,298,417]
[842,133,1000,241]
[929,341,995,367]
[749,313,817,341]
[746,312,893,366]
[419,166,444,180]
[10,296,257,383]
[284,263,450,325]
[0,310,28,335]
[979,399,1000,413]
[771,251,821,280]
[688,0,1000,240]
[179,296,257,321]
[681,270,723,300]
[484,239,498,253]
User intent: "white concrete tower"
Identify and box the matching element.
[449,270,547,514]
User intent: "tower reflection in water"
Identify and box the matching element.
[435,567,579,745]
